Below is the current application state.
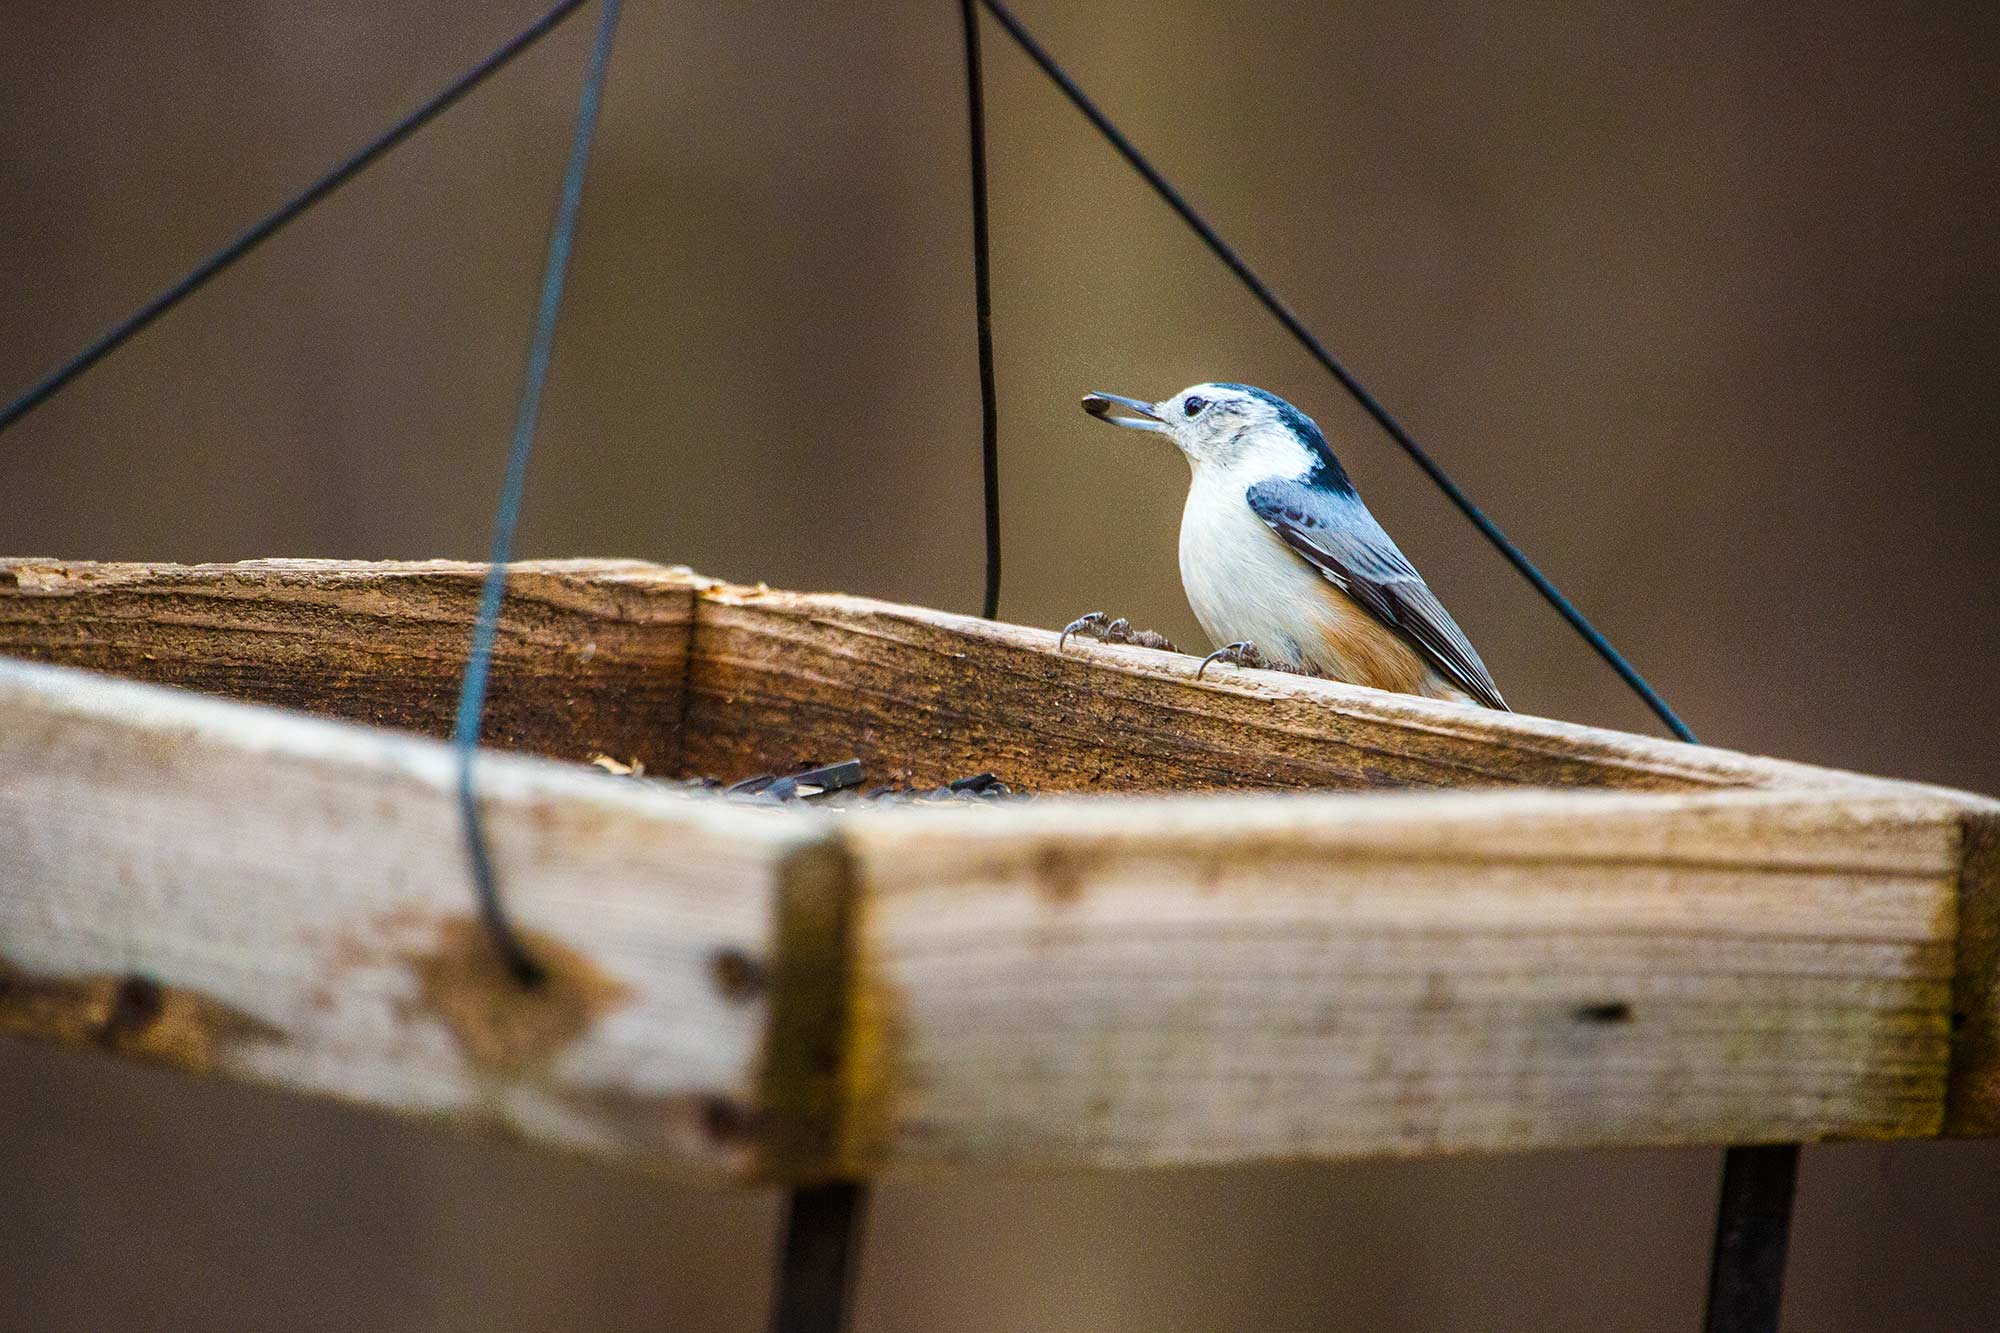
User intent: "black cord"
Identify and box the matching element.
[1704,1145,1800,1332]
[975,0,1696,746]
[957,0,1002,620]
[0,0,596,439]
[769,1181,870,1333]
[452,0,622,988]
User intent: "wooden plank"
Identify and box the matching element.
[683,582,1901,796]
[0,655,1994,1173]
[0,559,1921,796]
[0,559,698,765]
[833,790,1966,1172]
[5,558,1997,1174]
[0,656,820,1182]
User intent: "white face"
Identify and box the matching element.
[1156,383,1274,465]
[1085,382,1317,477]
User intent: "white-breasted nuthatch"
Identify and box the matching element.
[1073,382,1507,709]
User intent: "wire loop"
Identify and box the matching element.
[453,0,623,988]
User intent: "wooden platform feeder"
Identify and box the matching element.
[2,558,1996,1185]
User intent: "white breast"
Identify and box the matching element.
[1176,468,1474,701]
[1177,470,1334,666]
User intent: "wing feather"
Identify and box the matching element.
[1246,478,1508,710]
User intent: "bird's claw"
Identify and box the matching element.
[1196,641,1269,679]
[1059,611,1179,655]
[1059,611,1109,654]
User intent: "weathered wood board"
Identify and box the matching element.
[681,582,1911,797]
[0,657,813,1182]
[1,558,1996,1178]
[0,558,698,765]
[0,558,1910,795]
[836,791,1963,1170]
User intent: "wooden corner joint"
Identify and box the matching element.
[746,835,861,1183]
[1945,802,2000,1136]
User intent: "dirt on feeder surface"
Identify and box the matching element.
[586,754,1026,808]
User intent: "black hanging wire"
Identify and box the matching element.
[959,0,1002,620]
[770,1181,870,1333]
[975,0,1696,747]
[1703,1144,1800,1332]
[452,0,623,988]
[0,0,596,439]
[969,2,1794,1330]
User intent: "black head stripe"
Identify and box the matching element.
[1214,383,1354,494]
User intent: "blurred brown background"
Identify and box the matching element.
[3,1,1998,1329]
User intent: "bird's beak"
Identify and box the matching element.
[1081,391,1167,433]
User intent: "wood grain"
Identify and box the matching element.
[682,582,1902,796]
[3,558,1997,1172]
[0,656,1995,1172]
[836,789,1966,1171]
[0,559,699,766]
[0,559,1922,796]
[0,656,818,1181]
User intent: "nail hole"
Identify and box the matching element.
[698,1095,760,1144]
[100,974,164,1044]
[709,949,768,1002]
[1574,1001,1633,1025]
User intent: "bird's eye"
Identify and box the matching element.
[1182,396,1208,418]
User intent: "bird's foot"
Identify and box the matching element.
[1058,611,1179,655]
[1195,640,1272,679]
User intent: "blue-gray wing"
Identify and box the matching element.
[1246,478,1508,710]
